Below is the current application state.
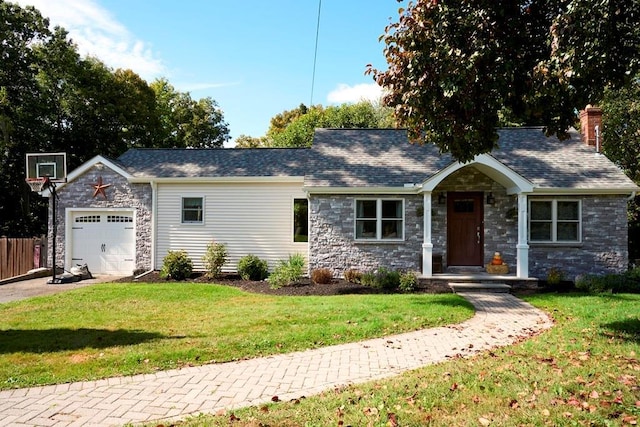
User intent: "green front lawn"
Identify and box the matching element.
[177,293,640,427]
[0,282,473,390]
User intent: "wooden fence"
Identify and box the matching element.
[0,237,46,280]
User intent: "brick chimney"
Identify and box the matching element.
[579,105,603,151]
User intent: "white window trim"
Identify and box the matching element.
[181,196,205,225]
[528,199,582,243]
[354,198,405,242]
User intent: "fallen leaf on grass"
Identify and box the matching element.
[478,417,491,426]
[387,412,399,427]
[363,407,379,416]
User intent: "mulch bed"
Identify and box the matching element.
[114,272,452,296]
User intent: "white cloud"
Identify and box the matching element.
[327,83,384,104]
[15,0,165,80]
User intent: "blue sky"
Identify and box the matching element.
[16,0,400,145]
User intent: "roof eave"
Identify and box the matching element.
[129,176,305,184]
[530,187,640,196]
[304,186,420,195]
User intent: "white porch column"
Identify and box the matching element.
[422,192,434,277]
[516,193,529,278]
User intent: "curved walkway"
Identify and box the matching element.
[0,292,553,427]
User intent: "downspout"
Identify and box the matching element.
[595,125,601,154]
[134,179,157,279]
[628,191,637,201]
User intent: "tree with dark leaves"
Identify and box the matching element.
[368,0,640,162]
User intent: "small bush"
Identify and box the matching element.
[374,267,401,290]
[202,241,227,279]
[546,267,565,286]
[399,271,418,293]
[311,268,333,284]
[160,250,193,281]
[269,253,306,289]
[360,271,376,287]
[237,254,269,281]
[344,269,362,284]
[575,268,640,294]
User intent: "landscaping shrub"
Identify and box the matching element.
[344,269,362,284]
[202,241,227,279]
[268,253,306,289]
[311,268,333,284]
[399,271,418,293]
[546,267,565,286]
[160,250,193,281]
[374,267,401,290]
[360,268,401,290]
[360,271,376,287]
[237,254,269,281]
[575,268,640,294]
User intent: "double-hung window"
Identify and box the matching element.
[182,197,204,224]
[355,199,404,240]
[529,200,581,243]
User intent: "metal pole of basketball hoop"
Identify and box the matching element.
[31,177,58,284]
[44,177,58,284]
[25,152,67,284]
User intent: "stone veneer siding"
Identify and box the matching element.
[308,165,629,279]
[308,194,423,275]
[48,163,152,273]
[528,195,629,279]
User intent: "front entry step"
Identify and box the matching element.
[449,282,512,293]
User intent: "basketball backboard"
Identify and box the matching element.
[26,152,67,183]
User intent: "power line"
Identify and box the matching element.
[310,0,322,106]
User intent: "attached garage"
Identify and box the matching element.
[67,210,136,275]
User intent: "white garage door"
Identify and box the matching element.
[70,211,135,275]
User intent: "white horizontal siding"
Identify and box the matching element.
[156,182,308,273]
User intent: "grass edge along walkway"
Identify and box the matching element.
[0,292,552,427]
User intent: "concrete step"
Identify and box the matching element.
[448,282,512,293]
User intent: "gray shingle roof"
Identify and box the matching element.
[115,128,638,192]
[492,128,636,189]
[306,128,453,187]
[306,127,638,191]
[117,148,309,178]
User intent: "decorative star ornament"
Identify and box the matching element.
[91,176,111,199]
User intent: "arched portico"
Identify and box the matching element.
[420,154,533,278]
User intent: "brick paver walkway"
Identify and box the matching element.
[0,292,553,426]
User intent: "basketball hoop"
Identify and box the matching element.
[26,177,47,193]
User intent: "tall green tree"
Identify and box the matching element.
[369,0,640,162]
[0,1,231,237]
[0,1,52,236]
[266,101,395,148]
[150,78,230,148]
[601,78,640,261]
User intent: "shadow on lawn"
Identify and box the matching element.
[601,319,640,343]
[0,328,165,353]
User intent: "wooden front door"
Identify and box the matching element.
[447,192,484,266]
